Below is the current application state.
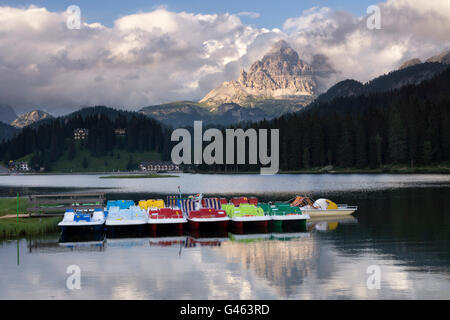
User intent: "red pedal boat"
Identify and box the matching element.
[179,194,229,230]
[148,207,187,233]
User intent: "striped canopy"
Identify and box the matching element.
[178,199,196,215]
[203,198,221,210]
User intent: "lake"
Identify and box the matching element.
[0,174,449,299]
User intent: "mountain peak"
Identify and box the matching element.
[11,110,53,128]
[267,40,293,54]
[200,40,319,107]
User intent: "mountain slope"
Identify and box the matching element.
[314,62,448,105]
[0,122,19,142]
[0,106,171,171]
[426,49,450,64]
[139,101,271,127]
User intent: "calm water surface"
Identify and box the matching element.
[0,174,449,299]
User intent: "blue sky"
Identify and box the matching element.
[0,0,377,28]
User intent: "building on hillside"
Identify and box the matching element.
[114,128,126,136]
[74,128,89,140]
[139,161,181,172]
[8,161,30,172]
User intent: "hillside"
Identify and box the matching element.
[314,62,448,105]
[0,122,18,142]
[0,106,170,172]
[193,65,450,172]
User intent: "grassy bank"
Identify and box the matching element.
[100,173,178,179]
[0,197,30,217]
[0,197,60,239]
[0,217,60,239]
[16,144,162,173]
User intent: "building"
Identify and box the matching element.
[74,128,89,140]
[139,161,181,172]
[114,128,126,136]
[8,161,30,172]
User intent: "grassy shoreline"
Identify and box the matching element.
[0,217,60,239]
[0,198,60,239]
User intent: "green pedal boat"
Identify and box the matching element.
[258,203,310,230]
[222,203,272,231]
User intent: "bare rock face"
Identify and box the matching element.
[11,110,53,128]
[200,40,319,107]
[399,58,422,70]
[426,49,450,64]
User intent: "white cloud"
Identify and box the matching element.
[0,6,276,114]
[283,0,450,87]
[0,0,449,115]
[237,11,261,19]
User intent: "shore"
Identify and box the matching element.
[0,197,60,239]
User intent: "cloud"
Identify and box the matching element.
[0,0,449,115]
[0,6,276,114]
[237,11,261,19]
[283,0,450,87]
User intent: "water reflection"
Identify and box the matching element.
[0,187,449,299]
[307,216,358,232]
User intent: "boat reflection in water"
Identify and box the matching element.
[26,233,106,253]
[307,216,358,232]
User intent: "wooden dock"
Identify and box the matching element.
[28,193,105,217]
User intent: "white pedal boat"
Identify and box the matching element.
[58,208,105,233]
[292,197,358,217]
[105,205,149,228]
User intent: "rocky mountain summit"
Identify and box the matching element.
[11,110,53,128]
[200,40,319,107]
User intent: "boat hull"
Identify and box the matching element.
[230,216,270,232]
[149,219,186,232]
[105,221,148,234]
[59,223,104,234]
[187,218,229,231]
[301,209,356,217]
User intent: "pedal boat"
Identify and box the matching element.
[148,208,187,232]
[139,199,187,232]
[222,199,271,231]
[179,195,229,230]
[291,196,358,217]
[58,208,105,233]
[258,203,309,229]
[105,201,149,232]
